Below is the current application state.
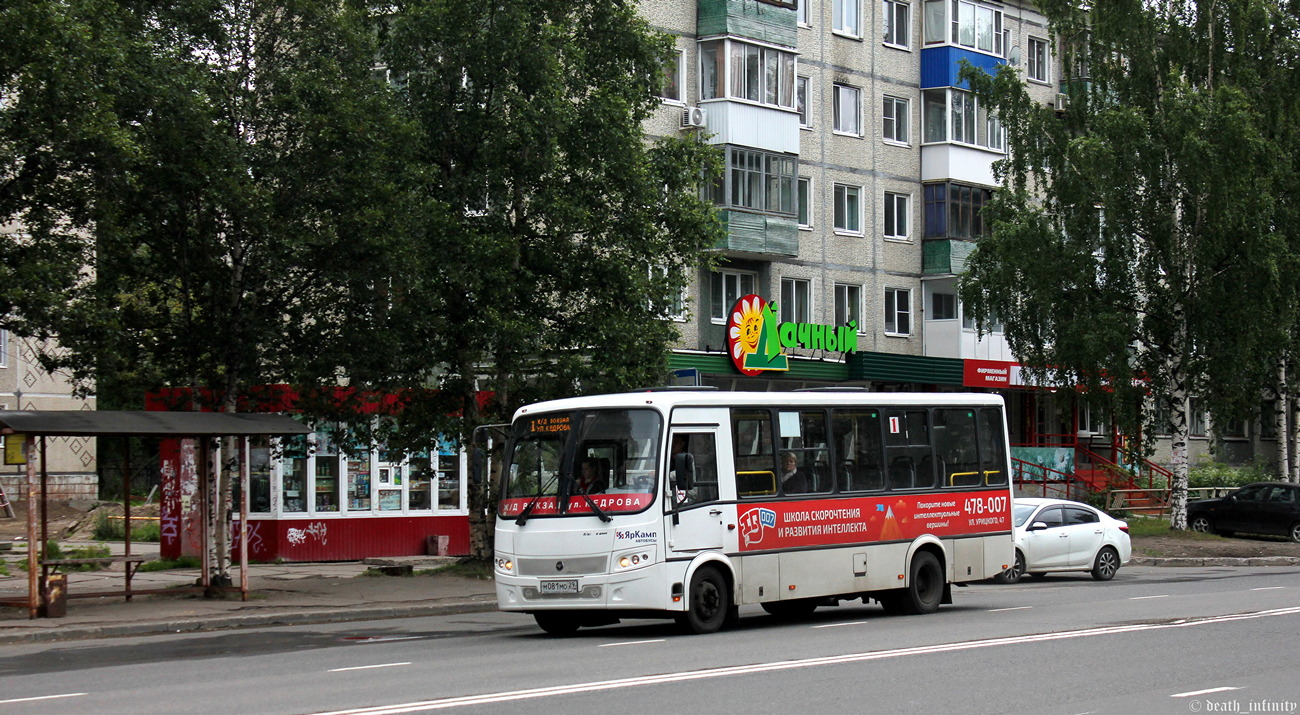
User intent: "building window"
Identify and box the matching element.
[798,0,812,26]
[710,269,757,323]
[796,76,810,127]
[1260,401,1278,440]
[883,95,909,144]
[952,0,1004,55]
[931,292,957,320]
[834,184,862,234]
[834,0,862,37]
[651,266,688,321]
[883,0,910,48]
[921,88,1003,150]
[1027,37,1050,83]
[713,146,797,215]
[797,176,813,228]
[884,288,912,335]
[661,49,684,102]
[0,329,7,368]
[1189,399,1207,437]
[781,278,811,323]
[833,83,861,135]
[698,39,796,109]
[835,283,863,331]
[883,192,910,240]
[924,182,990,240]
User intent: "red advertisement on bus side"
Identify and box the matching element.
[736,490,1010,552]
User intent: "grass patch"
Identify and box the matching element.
[1125,518,1225,540]
[18,542,112,571]
[138,555,202,572]
[418,560,493,580]
[92,511,161,542]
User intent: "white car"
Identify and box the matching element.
[994,498,1131,583]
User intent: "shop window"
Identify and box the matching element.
[283,435,308,513]
[248,437,272,513]
[376,453,403,511]
[314,432,341,512]
[408,452,434,510]
[347,452,372,510]
[438,445,463,509]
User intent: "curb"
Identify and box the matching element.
[0,598,499,645]
[1131,556,1300,567]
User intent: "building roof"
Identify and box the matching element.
[0,411,311,437]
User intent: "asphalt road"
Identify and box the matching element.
[0,565,1297,715]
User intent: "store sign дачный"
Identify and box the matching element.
[726,294,859,376]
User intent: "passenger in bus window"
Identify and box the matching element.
[579,458,607,494]
[780,452,810,494]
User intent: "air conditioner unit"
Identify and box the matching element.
[681,106,707,129]
[1054,93,1070,112]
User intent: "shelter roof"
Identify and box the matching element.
[0,410,311,437]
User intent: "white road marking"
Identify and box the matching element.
[0,693,86,705]
[311,606,1300,715]
[812,621,872,629]
[329,662,413,673]
[1251,587,1284,591]
[987,606,1033,612]
[1170,686,1241,698]
[598,639,665,647]
[1129,595,1169,600]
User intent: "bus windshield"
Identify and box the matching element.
[499,408,662,519]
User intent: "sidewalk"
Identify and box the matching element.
[0,542,498,644]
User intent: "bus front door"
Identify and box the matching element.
[665,431,725,554]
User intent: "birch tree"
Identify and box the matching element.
[960,0,1298,527]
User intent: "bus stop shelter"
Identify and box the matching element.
[0,410,311,618]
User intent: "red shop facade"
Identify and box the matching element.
[151,388,486,562]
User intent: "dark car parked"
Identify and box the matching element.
[1187,482,1300,543]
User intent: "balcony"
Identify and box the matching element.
[716,210,799,257]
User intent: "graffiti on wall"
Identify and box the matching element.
[286,521,328,546]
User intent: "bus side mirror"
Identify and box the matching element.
[673,452,695,491]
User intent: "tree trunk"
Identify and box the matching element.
[1279,364,1289,480]
[1292,395,1300,483]
[1167,368,1191,529]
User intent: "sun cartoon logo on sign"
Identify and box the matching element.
[727,294,789,376]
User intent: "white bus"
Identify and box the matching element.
[493,389,1013,634]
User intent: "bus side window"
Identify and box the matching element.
[672,433,719,505]
[979,408,1009,485]
[885,410,934,490]
[832,409,884,492]
[732,409,776,497]
[935,409,981,487]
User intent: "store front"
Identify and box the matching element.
[151,390,479,562]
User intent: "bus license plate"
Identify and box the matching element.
[540,579,578,595]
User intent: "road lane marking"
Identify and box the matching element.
[598,639,665,647]
[0,693,86,705]
[1251,587,1284,591]
[1171,686,1241,698]
[329,663,412,673]
[812,621,872,628]
[310,606,1300,715]
[987,606,1033,612]
[1129,595,1169,600]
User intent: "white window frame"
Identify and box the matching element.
[1027,37,1050,84]
[780,277,812,324]
[0,329,7,368]
[661,49,685,104]
[797,176,813,229]
[883,192,910,240]
[833,83,861,136]
[884,287,912,336]
[796,75,811,128]
[798,0,812,26]
[834,283,864,333]
[651,266,688,322]
[882,95,909,144]
[710,269,758,324]
[882,0,911,49]
[833,184,863,235]
[921,88,1003,151]
[931,292,957,320]
[834,0,862,38]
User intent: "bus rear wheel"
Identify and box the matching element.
[534,612,581,636]
[895,552,943,615]
[678,566,730,634]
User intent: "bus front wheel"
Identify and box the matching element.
[678,566,730,634]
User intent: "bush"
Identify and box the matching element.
[138,555,201,572]
[19,541,111,571]
[1188,458,1272,489]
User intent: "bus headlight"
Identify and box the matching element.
[614,550,653,571]
[494,556,515,575]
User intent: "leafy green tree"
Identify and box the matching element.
[375,0,723,557]
[0,0,422,579]
[959,0,1298,527]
